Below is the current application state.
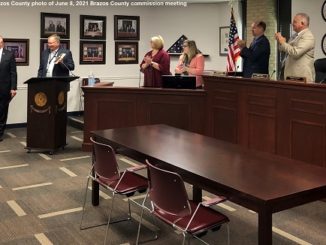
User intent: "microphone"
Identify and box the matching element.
[269,70,276,79]
[55,53,66,64]
[234,66,239,76]
[55,53,76,77]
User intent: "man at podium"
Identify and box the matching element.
[37,34,75,77]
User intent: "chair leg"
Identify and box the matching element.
[104,193,116,245]
[193,234,209,245]
[134,196,160,244]
[135,205,146,245]
[182,233,187,245]
[127,198,132,220]
[80,177,91,230]
[149,212,160,241]
[192,223,230,245]
[226,224,230,245]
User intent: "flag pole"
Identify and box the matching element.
[226,2,241,75]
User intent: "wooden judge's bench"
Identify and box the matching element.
[82,76,326,168]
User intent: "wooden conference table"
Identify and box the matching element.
[91,124,326,245]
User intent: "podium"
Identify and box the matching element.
[24,76,79,154]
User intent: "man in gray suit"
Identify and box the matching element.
[275,13,315,82]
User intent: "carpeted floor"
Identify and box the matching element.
[0,127,325,245]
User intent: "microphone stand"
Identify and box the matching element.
[59,61,76,77]
[269,70,276,80]
[138,70,142,88]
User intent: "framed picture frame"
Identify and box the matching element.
[115,42,139,64]
[41,12,70,39]
[219,26,229,56]
[40,39,70,58]
[322,0,326,22]
[80,41,106,65]
[80,15,106,40]
[322,33,326,56]
[4,38,29,66]
[114,15,140,40]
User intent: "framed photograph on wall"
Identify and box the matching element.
[322,0,326,22]
[114,15,140,40]
[80,41,106,64]
[40,39,70,58]
[115,42,138,64]
[322,34,326,56]
[41,12,70,39]
[80,15,106,40]
[4,38,29,66]
[219,26,229,56]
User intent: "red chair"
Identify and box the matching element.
[136,160,230,245]
[80,137,148,244]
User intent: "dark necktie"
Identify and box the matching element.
[250,38,257,48]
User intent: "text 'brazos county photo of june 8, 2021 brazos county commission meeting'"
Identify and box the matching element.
[0,1,188,7]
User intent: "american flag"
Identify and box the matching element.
[227,8,240,72]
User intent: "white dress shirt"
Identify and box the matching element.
[0,48,3,63]
[46,49,59,77]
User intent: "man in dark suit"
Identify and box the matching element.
[238,21,270,78]
[56,21,66,33]
[38,34,75,77]
[47,20,55,32]
[0,36,17,141]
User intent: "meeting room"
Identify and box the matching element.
[0,0,325,244]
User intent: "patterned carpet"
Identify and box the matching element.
[0,127,325,245]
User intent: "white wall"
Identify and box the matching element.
[292,0,326,59]
[0,2,240,124]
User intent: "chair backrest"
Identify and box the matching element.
[146,160,191,217]
[314,58,326,83]
[90,137,120,182]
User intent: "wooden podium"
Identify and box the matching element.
[24,76,79,154]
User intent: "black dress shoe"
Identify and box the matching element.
[0,138,3,142]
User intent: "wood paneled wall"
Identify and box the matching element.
[82,77,326,168]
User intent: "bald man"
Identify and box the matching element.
[38,34,74,77]
[275,13,315,82]
[0,36,17,141]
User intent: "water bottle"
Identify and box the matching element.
[88,72,95,86]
